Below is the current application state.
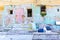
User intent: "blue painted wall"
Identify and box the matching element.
[2,5,60,30]
[3,5,60,24]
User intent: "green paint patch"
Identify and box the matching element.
[40,12,46,17]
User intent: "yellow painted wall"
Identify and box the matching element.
[35,0,60,5]
[0,0,60,5]
[0,5,4,11]
[0,0,35,5]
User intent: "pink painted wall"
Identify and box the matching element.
[15,8,24,23]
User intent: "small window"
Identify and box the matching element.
[27,9,32,17]
[57,9,59,12]
[40,5,46,17]
[10,10,13,14]
[41,5,46,12]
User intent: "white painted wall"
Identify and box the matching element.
[45,6,60,24]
